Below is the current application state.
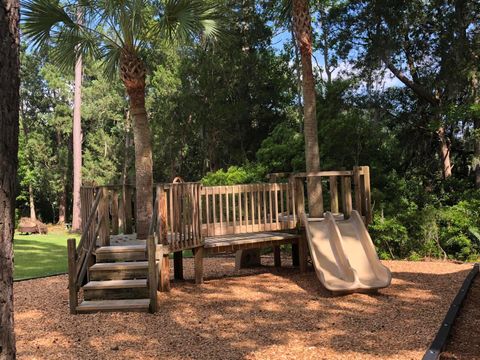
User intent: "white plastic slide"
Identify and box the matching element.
[302,210,391,292]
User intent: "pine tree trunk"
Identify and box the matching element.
[58,183,67,224]
[71,9,83,232]
[474,118,480,188]
[29,184,36,221]
[120,52,153,239]
[437,126,452,179]
[292,0,323,217]
[0,0,19,357]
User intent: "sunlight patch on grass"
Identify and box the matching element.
[13,230,80,280]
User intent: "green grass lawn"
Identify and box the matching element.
[14,230,80,281]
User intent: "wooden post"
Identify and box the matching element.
[329,176,339,213]
[158,187,168,245]
[98,187,110,246]
[298,233,308,273]
[67,239,78,315]
[194,246,204,284]
[294,178,305,224]
[362,166,372,225]
[173,251,184,280]
[353,166,362,216]
[274,246,281,268]
[124,186,133,234]
[111,190,119,235]
[160,254,171,292]
[147,235,158,313]
[342,176,352,219]
[292,243,300,267]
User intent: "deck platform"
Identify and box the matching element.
[108,231,300,254]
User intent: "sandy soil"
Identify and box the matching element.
[14,257,473,360]
[440,273,480,360]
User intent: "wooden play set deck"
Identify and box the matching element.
[67,167,372,313]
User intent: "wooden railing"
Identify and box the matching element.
[292,166,372,224]
[200,183,298,237]
[68,187,110,314]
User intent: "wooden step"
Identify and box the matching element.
[83,279,148,300]
[89,261,148,280]
[76,299,150,313]
[95,245,147,262]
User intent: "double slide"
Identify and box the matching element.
[302,211,391,293]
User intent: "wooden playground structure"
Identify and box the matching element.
[67,167,372,313]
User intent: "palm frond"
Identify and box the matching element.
[156,0,223,44]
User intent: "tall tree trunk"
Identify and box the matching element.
[0,0,19,357]
[292,0,323,217]
[71,9,83,232]
[58,183,67,224]
[28,184,36,221]
[437,126,452,179]
[121,53,153,239]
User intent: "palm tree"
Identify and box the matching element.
[0,0,20,357]
[23,0,221,239]
[291,0,323,217]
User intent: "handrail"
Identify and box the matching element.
[77,190,102,251]
[77,217,103,286]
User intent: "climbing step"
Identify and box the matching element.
[95,245,147,262]
[83,279,148,300]
[89,261,148,280]
[76,299,150,313]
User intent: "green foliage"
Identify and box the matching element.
[201,164,267,186]
[369,216,409,260]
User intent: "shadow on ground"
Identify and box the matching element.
[13,258,472,359]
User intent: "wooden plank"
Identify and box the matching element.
[293,170,354,177]
[225,186,230,231]
[232,186,237,233]
[342,176,353,219]
[99,188,110,247]
[212,187,217,236]
[159,188,168,246]
[256,184,261,231]
[219,188,224,234]
[238,186,243,232]
[160,254,170,292]
[353,166,362,215]
[245,186,250,233]
[194,246,204,284]
[111,190,119,235]
[362,166,372,225]
[262,184,267,232]
[206,186,210,237]
[274,184,279,230]
[169,185,175,245]
[250,186,255,231]
[268,184,273,231]
[68,239,78,315]
[124,186,133,234]
[147,235,158,313]
[299,232,308,273]
[329,176,339,213]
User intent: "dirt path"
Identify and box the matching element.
[14,258,472,360]
[440,274,480,360]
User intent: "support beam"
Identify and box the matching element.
[274,246,281,268]
[173,251,184,280]
[292,243,300,267]
[299,233,308,273]
[194,246,204,284]
[147,235,158,313]
[67,239,78,314]
[160,254,170,292]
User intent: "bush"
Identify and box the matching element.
[369,215,409,259]
[201,164,267,186]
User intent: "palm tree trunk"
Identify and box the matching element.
[71,9,83,232]
[121,53,153,239]
[129,96,153,239]
[292,0,323,217]
[0,0,20,357]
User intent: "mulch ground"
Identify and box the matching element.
[14,257,473,360]
[440,273,480,360]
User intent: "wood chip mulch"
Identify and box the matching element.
[14,258,473,360]
[440,274,480,360]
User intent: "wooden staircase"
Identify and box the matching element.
[76,245,151,313]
